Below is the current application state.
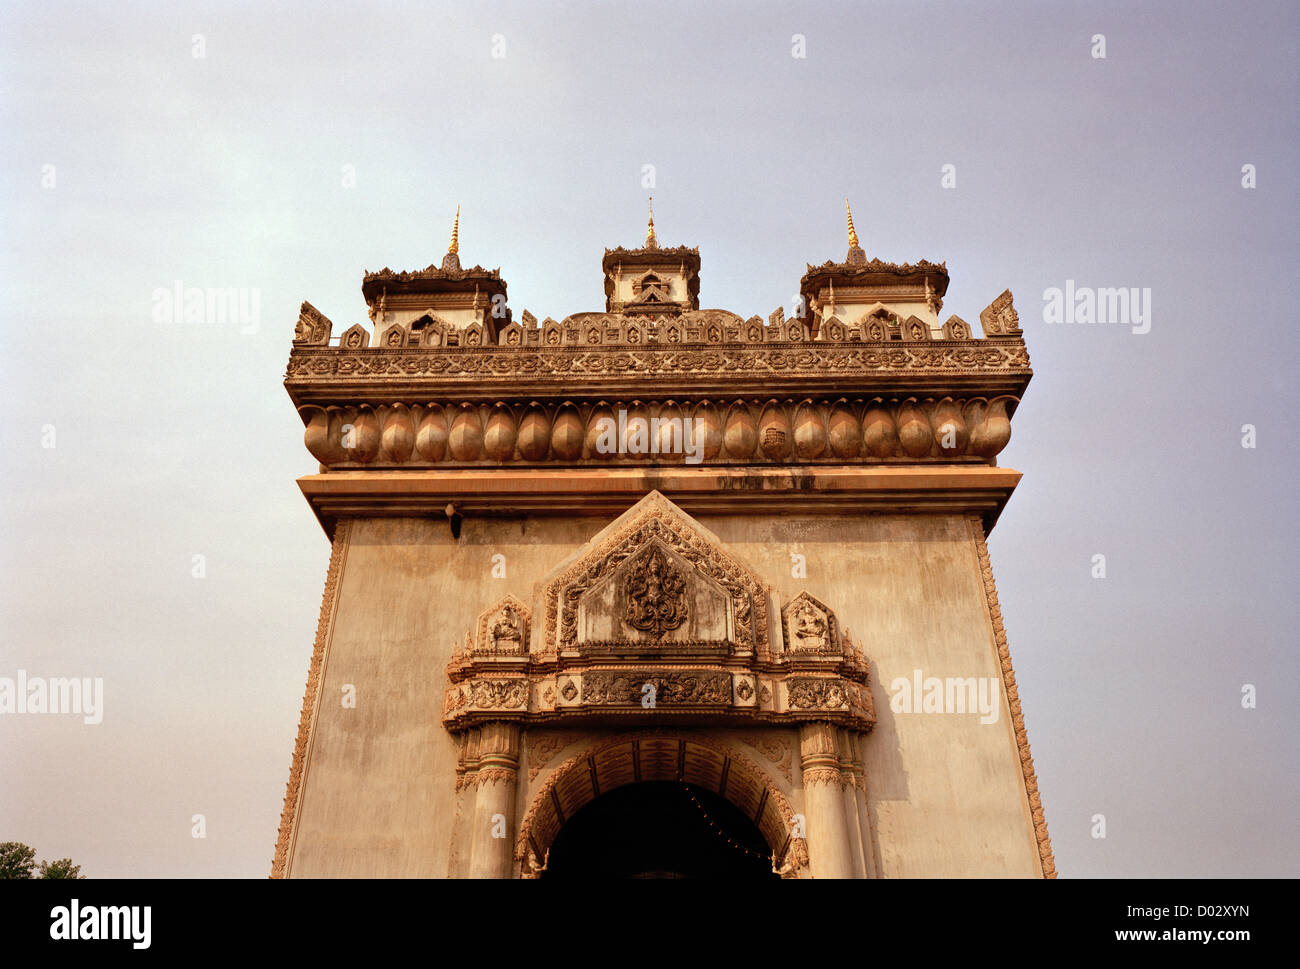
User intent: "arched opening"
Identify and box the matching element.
[515,733,808,878]
[543,781,778,879]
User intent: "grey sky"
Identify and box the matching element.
[1,0,1296,876]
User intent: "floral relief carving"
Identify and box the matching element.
[580,671,731,705]
[738,732,793,783]
[787,678,850,711]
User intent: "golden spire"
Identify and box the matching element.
[645,196,657,248]
[845,198,860,250]
[448,205,460,255]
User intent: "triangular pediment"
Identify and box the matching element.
[532,491,772,658]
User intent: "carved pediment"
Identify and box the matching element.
[442,492,874,734]
[575,539,733,652]
[476,594,530,656]
[781,592,840,655]
[338,323,370,349]
[542,492,768,657]
[293,301,332,345]
[378,322,408,348]
[980,289,1022,336]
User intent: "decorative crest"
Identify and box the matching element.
[449,205,460,255]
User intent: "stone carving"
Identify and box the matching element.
[803,256,947,277]
[469,679,529,710]
[491,605,523,651]
[925,277,943,316]
[526,731,583,780]
[787,678,850,710]
[782,593,839,655]
[522,846,549,878]
[379,322,407,347]
[545,499,769,655]
[286,342,1030,384]
[337,323,369,349]
[942,314,970,341]
[580,671,732,705]
[979,289,1022,336]
[444,493,873,735]
[293,301,332,345]
[469,596,530,656]
[738,732,793,783]
[622,546,689,638]
[792,603,828,651]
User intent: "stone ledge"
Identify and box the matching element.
[297,465,1022,537]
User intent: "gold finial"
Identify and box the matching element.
[845,198,860,250]
[449,205,460,255]
[645,196,657,248]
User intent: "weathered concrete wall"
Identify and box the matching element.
[701,512,1042,877]
[286,510,1041,877]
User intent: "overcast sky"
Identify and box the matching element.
[1,0,1296,877]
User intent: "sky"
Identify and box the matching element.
[1,0,1296,877]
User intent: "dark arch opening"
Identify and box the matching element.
[542,781,778,879]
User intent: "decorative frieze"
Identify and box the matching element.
[580,670,732,705]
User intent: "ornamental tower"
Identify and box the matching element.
[273,206,1053,878]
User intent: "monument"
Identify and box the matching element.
[271,203,1055,878]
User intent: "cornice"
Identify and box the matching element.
[285,339,1031,405]
[800,258,951,297]
[295,465,1023,538]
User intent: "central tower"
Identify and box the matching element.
[272,205,1054,878]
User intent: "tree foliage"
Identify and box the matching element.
[0,842,84,879]
[0,842,37,879]
[38,858,84,879]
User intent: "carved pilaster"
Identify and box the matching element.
[799,722,854,878]
[468,722,521,878]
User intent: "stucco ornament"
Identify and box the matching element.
[623,546,688,638]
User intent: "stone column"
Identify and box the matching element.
[799,722,854,878]
[468,722,521,878]
[837,730,868,877]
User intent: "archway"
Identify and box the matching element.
[543,781,777,879]
[515,731,808,878]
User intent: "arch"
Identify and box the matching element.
[515,730,807,877]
